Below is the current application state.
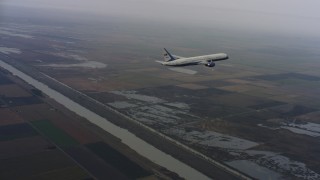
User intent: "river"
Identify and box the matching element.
[0,60,211,180]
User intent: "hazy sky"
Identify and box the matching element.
[2,0,320,36]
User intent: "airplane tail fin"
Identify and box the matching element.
[163,48,176,62]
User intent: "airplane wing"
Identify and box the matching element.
[156,60,197,74]
[168,67,197,75]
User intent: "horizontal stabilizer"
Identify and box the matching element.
[155,60,164,64]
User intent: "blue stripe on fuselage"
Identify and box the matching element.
[166,62,200,67]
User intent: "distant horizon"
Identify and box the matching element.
[1,1,320,37]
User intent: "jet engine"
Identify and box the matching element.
[205,61,215,67]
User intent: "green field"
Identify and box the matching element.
[31,120,79,147]
[86,142,151,179]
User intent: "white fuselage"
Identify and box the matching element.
[162,53,228,66]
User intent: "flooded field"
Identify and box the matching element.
[165,128,258,150]
[281,122,320,137]
[0,47,21,55]
[226,160,282,180]
[106,89,320,179]
[109,90,199,127]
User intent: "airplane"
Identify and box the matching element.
[156,48,229,68]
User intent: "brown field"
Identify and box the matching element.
[11,103,62,122]
[0,108,24,125]
[221,70,262,78]
[212,93,267,107]
[59,77,140,92]
[242,88,278,97]
[226,78,278,89]
[0,150,80,180]
[296,111,320,123]
[58,77,104,91]
[113,73,174,88]
[226,78,252,84]
[124,67,162,73]
[217,84,260,93]
[270,92,299,100]
[171,74,220,82]
[50,117,99,144]
[291,96,320,108]
[176,83,208,90]
[0,136,50,159]
[0,84,31,97]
